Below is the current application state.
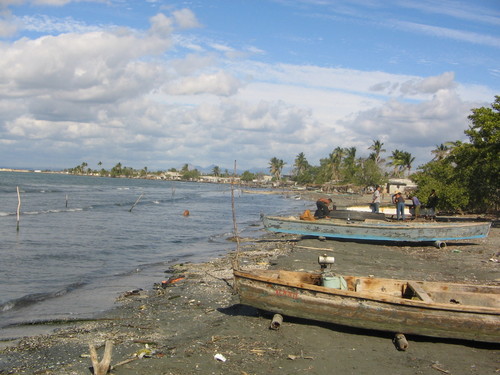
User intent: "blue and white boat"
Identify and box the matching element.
[262,215,491,247]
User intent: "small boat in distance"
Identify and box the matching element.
[233,268,500,343]
[262,215,491,247]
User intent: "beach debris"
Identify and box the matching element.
[161,275,186,288]
[134,344,155,359]
[431,362,450,374]
[214,353,227,362]
[270,314,283,330]
[89,340,113,375]
[287,351,314,360]
[123,288,143,297]
[393,333,409,351]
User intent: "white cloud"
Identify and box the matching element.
[149,13,173,36]
[399,72,456,95]
[164,71,242,96]
[0,4,496,171]
[21,14,105,33]
[172,8,201,29]
[396,20,500,48]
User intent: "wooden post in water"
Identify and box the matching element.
[231,160,241,270]
[65,194,68,208]
[129,193,144,212]
[16,186,21,232]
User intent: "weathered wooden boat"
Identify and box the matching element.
[262,215,491,247]
[329,209,386,221]
[233,268,500,343]
[346,204,435,218]
[346,204,413,217]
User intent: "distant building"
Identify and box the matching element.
[386,178,417,194]
[162,171,182,180]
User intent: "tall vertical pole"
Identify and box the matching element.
[16,186,21,232]
[231,160,240,270]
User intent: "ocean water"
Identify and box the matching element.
[0,172,308,340]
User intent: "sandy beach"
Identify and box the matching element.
[1,193,499,375]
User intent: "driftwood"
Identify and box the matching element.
[89,340,113,375]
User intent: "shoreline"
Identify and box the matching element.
[1,224,498,374]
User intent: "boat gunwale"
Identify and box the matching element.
[266,215,492,230]
[233,269,500,315]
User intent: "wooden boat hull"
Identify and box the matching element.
[262,215,491,243]
[233,269,500,343]
[329,209,386,221]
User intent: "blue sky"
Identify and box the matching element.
[0,0,498,173]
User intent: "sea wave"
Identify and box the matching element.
[0,281,86,313]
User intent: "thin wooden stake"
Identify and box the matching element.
[65,194,68,208]
[129,193,144,212]
[16,186,21,232]
[231,160,241,271]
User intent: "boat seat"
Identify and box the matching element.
[407,281,434,303]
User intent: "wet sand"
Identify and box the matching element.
[1,193,499,375]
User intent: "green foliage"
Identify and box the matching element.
[240,170,256,182]
[414,96,500,212]
[412,160,469,212]
[268,157,286,181]
[182,169,200,180]
[352,159,386,187]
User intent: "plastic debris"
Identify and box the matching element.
[214,353,227,362]
[161,275,186,288]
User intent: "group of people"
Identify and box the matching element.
[371,186,439,221]
[312,187,439,221]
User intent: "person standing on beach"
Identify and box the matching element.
[371,185,381,213]
[426,189,439,219]
[409,194,421,219]
[314,197,333,219]
[395,192,405,220]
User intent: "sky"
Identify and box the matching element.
[0,0,499,174]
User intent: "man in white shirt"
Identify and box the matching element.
[371,185,381,213]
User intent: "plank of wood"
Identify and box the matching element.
[407,281,433,303]
[295,245,335,252]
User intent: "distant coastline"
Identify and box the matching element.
[0,168,38,173]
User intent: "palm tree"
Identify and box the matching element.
[80,162,88,175]
[328,147,344,181]
[344,147,357,165]
[387,150,406,177]
[293,152,309,176]
[400,151,415,175]
[269,157,286,181]
[212,166,220,177]
[110,162,123,177]
[368,140,386,164]
[431,144,450,161]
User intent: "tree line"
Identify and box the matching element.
[66,97,499,213]
[269,97,499,213]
